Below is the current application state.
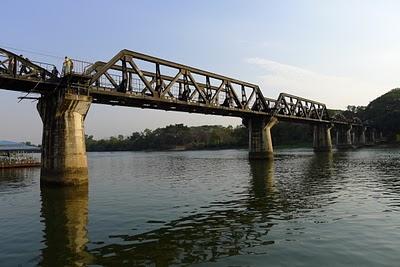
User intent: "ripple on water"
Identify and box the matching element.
[1,148,400,266]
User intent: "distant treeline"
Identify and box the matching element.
[342,88,400,141]
[86,122,313,152]
[85,86,400,152]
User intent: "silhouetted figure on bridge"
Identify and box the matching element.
[19,56,33,76]
[118,78,128,93]
[8,56,16,76]
[222,97,231,107]
[51,66,59,77]
[18,55,29,75]
[179,86,191,101]
[40,69,46,80]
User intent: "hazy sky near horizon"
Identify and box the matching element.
[1,0,400,144]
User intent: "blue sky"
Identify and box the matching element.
[1,0,400,143]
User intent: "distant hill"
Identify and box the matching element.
[361,88,400,140]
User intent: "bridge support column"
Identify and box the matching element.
[366,128,376,145]
[377,131,384,142]
[371,129,376,143]
[313,124,332,152]
[351,130,356,145]
[336,125,353,149]
[248,117,278,159]
[353,127,366,147]
[37,92,92,185]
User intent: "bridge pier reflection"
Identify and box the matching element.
[248,159,276,198]
[40,184,93,266]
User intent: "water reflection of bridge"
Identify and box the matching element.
[35,152,346,266]
[39,185,92,266]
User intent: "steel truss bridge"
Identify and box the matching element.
[0,47,362,126]
[0,46,378,185]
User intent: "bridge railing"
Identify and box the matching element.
[31,60,57,74]
[71,59,93,75]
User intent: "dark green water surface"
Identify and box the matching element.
[1,148,400,266]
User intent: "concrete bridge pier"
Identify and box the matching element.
[359,127,366,146]
[313,124,333,152]
[377,131,384,142]
[247,116,278,159]
[336,124,353,149]
[37,92,92,185]
[352,127,366,147]
[366,128,376,145]
[351,130,356,145]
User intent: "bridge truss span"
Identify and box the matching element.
[85,49,275,117]
[0,48,58,92]
[0,46,344,124]
[273,93,330,123]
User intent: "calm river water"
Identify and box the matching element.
[1,148,400,266]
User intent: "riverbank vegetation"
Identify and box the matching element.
[86,122,312,152]
[86,89,400,151]
[345,88,400,141]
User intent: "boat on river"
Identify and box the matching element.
[0,141,40,168]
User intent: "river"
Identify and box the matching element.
[0,148,399,266]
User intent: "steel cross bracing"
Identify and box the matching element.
[0,48,59,92]
[83,49,275,119]
[0,47,364,126]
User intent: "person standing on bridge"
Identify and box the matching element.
[62,56,73,76]
[8,56,16,76]
[62,57,67,76]
[51,66,59,77]
[18,55,29,75]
